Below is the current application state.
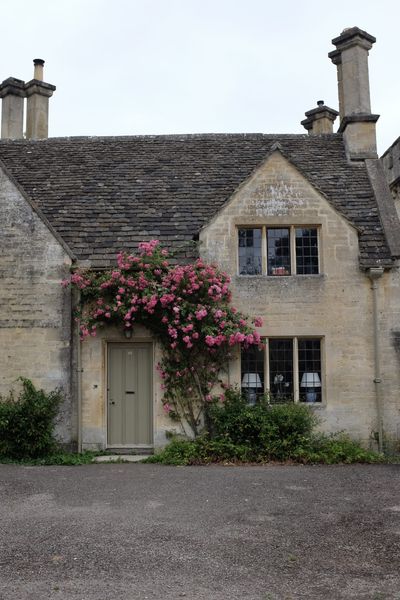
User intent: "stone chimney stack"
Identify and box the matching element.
[25,59,56,139]
[329,27,379,160]
[301,100,339,134]
[0,77,25,138]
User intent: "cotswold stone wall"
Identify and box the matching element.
[380,265,400,442]
[200,150,400,444]
[0,167,74,445]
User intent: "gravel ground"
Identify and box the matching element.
[0,463,400,600]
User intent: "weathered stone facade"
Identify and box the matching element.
[0,142,398,451]
[380,266,400,441]
[0,166,74,445]
[0,26,399,452]
[200,151,400,444]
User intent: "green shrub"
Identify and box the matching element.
[195,438,252,463]
[144,437,253,466]
[296,433,384,464]
[207,389,317,460]
[146,432,384,466]
[0,378,63,459]
[148,392,321,465]
[148,391,384,465]
[143,439,198,465]
[263,402,317,460]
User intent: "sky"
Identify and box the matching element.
[1,0,399,154]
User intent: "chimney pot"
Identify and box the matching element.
[33,58,45,81]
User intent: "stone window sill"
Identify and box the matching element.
[235,274,325,280]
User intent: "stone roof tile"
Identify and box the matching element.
[0,133,394,267]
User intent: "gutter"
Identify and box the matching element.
[367,267,384,452]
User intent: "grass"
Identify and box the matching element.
[0,451,101,466]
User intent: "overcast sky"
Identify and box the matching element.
[2,0,399,154]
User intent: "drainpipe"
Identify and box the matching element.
[72,288,83,453]
[367,267,384,452]
[77,325,83,453]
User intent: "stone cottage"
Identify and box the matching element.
[0,27,399,452]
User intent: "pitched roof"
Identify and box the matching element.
[0,133,394,267]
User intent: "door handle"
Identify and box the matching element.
[125,391,135,394]
[109,400,115,405]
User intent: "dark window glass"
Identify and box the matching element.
[267,228,290,276]
[298,339,322,403]
[296,228,319,275]
[241,345,264,404]
[269,339,293,402]
[238,228,262,275]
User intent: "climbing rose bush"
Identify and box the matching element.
[63,240,263,436]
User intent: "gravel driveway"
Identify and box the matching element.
[1,463,399,599]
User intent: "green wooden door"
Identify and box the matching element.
[107,344,153,447]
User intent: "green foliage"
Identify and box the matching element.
[0,451,100,466]
[143,437,252,465]
[144,439,202,465]
[148,390,384,465]
[294,433,384,464]
[65,241,263,438]
[148,433,384,466]
[0,378,63,459]
[207,389,317,460]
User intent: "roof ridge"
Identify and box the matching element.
[0,132,342,144]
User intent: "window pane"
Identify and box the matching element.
[267,228,290,276]
[238,228,262,275]
[295,228,319,275]
[269,339,293,402]
[298,339,322,403]
[241,345,264,404]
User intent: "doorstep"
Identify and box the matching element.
[94,454,150,463]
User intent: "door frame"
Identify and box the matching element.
[105,340,154,449]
